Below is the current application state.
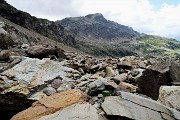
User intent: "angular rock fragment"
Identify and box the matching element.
[170,61,180,83]
[11,89,86,120]
[102,91,180,120]
[0,50,10,61]
[0,57,78,97]
[43,87,57,96]
[26,45,66,59]
[38,103,99,120]
[158,86,180,110]
[87,80,105,94]
[137,61,172,100]
[105,66,115,77]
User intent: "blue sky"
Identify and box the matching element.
[150,0,180,10]
[6,0,180,41]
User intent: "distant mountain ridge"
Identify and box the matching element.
[57,13,140,41]
[1,0,180,57]
[0,0,76,46]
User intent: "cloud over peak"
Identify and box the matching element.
[6,0,180,40]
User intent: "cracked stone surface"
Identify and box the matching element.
[158,86,180,110]
[0,57,78,96]
[11,89,86,120]
[102,91,180,120]
[38,103,99,120]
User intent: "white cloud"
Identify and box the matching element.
[5,0,180,40]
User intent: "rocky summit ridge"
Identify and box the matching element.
[0,1,180,120]
[57,13,140,41]
[1,0,180,57]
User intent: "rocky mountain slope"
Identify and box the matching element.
[1,0,180,57]
[57,13,140,41]
[0,0,76,46]
[0,1,180,120]
[57,13,180,57]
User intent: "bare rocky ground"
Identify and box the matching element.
[0,45,180,120]
[0,16,180,120]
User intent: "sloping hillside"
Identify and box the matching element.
[135,35,180,57]
[0,0,76,46]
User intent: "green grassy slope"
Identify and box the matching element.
[135,35,180,58]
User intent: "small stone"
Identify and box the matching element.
[51,79,62,89]
[105,66,115,77]
[113,73,128,84]
[57,84,69,93]
[43,87,57,96]
[97,94,103,98]
[0,50,10,61]
[119,82,137,93]
[88,80,105,91]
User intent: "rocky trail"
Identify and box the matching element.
[0,45,180,120]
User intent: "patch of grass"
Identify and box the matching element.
[136,35,180,58]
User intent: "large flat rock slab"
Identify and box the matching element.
[11,89,86,120]
[0,57,77,95]
[38,103,99,120]
[102,91,180,120]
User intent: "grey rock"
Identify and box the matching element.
[112,73,128,84]
[51,79,62,89]
[105,66,115,77]
[0,57,78,96]
[57,84,69,93]
[38,103,99,120]
[102,91,180,120]
[43,87,57,96]
[88,80,105,93]
[138,61,146,68]
[129,68,144,83]
[158,86,180,109]
[137,62,172,100]
[0,50,10,61]
[170,61,180,82]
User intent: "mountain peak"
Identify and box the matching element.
[85,13,107,22]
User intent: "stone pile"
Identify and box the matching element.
[0,48,179,120]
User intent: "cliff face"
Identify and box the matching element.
[0,0,76,46]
